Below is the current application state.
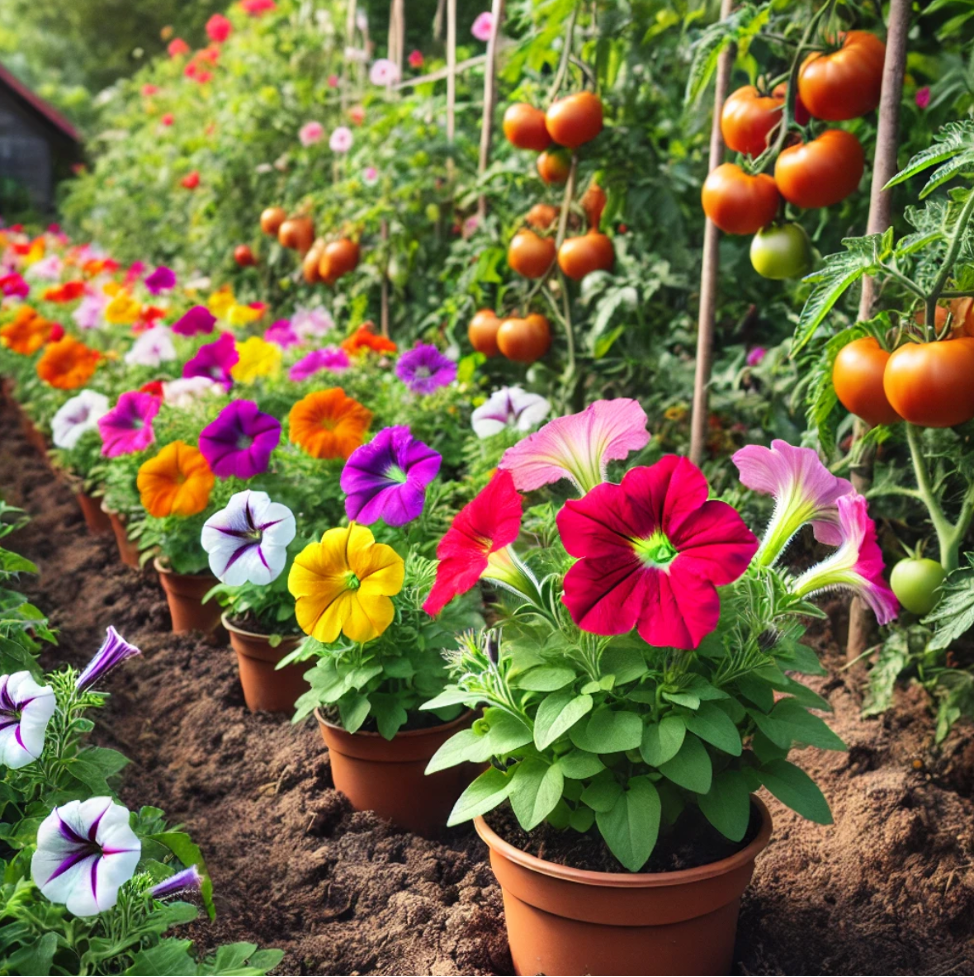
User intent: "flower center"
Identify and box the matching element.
[633,530,678,569]
[414,366,431,379]
[385,464,409,484]
[237,434,254,451]
[345,571,361,591]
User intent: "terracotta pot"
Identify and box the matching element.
[21,414,49,460]
[223,614,306,714]
[76,491,112,535]
[475,797,773,977]
[103,505,142,569]
[154,558,221,633]
[315,709,476,837]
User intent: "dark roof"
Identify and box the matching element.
[0,61,81,144]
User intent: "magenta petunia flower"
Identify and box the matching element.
[916,86,931,109]
[499,398,650,494]
[97,391,160,457]
[341,426,441,526]
[793,494,898,625]
[199,399,281,479]
[746,346,767,367]
[558,456,759,650]
[288,346,350,381]
[395,343,457,395]
[172,305,217,336]
[144,266,176,295]
[0,273,29,298]
[264,319,301,348]
[471,11,495,41]
[182,332,238,390]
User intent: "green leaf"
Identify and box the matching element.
[568,804,596,833]
[659,732,712,793]
[698,769,752,842]
[509,760,565,831]
[447,767,512,826]
[150,832,214,921]
[568,708,643,753]
[556,749,606,780]
[685,702,742,756]
[580,769,624,812]
[514,665,576,691]
[533,692,593,750]
[885,120,974,197]
[750,699,846,751]
[339,693,370,733]
[426,729,483,774]
[662,691,700,709]
[596,777,661,872]
[420,688,476,711]
[640,715,686,766]
[69,746,129,794]
[925,555,974,651]
[7,932,57,976]
[758,759,832,824]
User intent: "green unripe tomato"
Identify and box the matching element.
[890,558,947,616]
[425,203,440,223]
[750,223,813,280]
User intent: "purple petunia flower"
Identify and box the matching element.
[341,425,441,526]
[182,332,238,390]
[97,391,160,457]
[199,399,281,479]
[144,266,176,294]
[76,626,142,691]
[172,305,217,337]
[289,346,350,381]
[149,865,203,900]
[264,319,301,348]
[395,344,457,395]
[746,347,767,367]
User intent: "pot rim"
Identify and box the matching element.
[221,611,304,642]
[315,706,475,740]
[152,556,215,580]
[474,795,772,889]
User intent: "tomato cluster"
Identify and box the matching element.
[703,30,885,280]
[257,207,361,286]
[468,309,552,364]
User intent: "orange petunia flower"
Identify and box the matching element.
[289,388,372,460]
[36,336,100,390]
[341,323,398,356]
[0,306,52,355]
[43,281,86,303]
[137,440,215,518]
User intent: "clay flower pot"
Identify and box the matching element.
[223,614,306,714]
[154,558,221,633]
[102,504,142,569]
[75,491,112,535]
[315,709,476,837]
[475,797,773,977]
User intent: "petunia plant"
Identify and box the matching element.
[422,402,897,871]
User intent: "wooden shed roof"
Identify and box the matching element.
[0,61,81,144]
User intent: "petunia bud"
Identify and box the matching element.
[76,627,141,691]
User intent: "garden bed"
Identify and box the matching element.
[3,397,973,977]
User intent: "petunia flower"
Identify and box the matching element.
[161,112,175,127]
[137,441,215,517]
[25,254,62,281]
[206,13,232,42]
[52,390,110,449]
[241,0,276,14]
[423,470,525,615]
[329,126,353,153]
[299,121,324,146]
[199,400,281,479]
[288,346,350,381]
[0,272,29,297]
[341,322,396,355]
[76,626,141,691]
[288,388,372,460]
[144,266,176,295]
[369,58,400,86]
[1,306,54,355]
[31,798,141,916]
[408,49,424,69]
[201,490,296,585]
[395,343,457,395]
[227,303,261,327]
[168,37,190,57]
[558,456,759,650]
[499,398,650,494]
[746,347,767,367]
[288,523,405,644]
[162,376,221,408]
[104,291,141,325]
[341,426,441,526]
[124,326,177,367]
[182,332,239,390]
[172,305,217,337]
[264,320,300,348]
[291,306,334,340]
[732,439,854,565]
[916,87,931,109]
[149,865,203,900]
[73,293,107,330]
[471,11,495,41]
[37,337,100,390]
[472,386,551,439]
[98,391,160,457]
[792,494,898,625]
[0,671,56,769]
[362,165,379,186]
[230,336,282,384]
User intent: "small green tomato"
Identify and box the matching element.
[750,223,813,280]
[890,558,947,616]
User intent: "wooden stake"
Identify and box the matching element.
[478,0,505,219]
[446,0,457,151]
[689,0,735,467]
[847,0,912,663]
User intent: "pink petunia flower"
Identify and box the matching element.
[408,50,424,69]
[746,346,766,367]
[362,165,379,186]
[144,266,176,295]
[471,12,495,42]
[299,121,324,147]
[263,319,301,348]
[289,346,350,381]
[916,87,931,109]
[329,126,353,153]
[499,398,650,494]
[206,13,232,43]
[97,391,160,458]
[142,84,159,97]
[369,59,400,86]
[558,456,759,650]
[161,113,175,127]
[327,74,339,88]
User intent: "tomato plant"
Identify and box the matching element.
[750,223,813,280]
[701,163,780,235]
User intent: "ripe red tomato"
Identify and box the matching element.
[503,103,552,152]
[468,309,502,357]
[497,314,551,363]
[701,163,780,235]
[260,206,287,236]
[234,244,257,267]
[526,203,559,230]
[537,149,571,185]
[720,86,785,157]
[832,337,901,427]
[303,243,324,284]
[884,338,974,428]
[278,216,315,253]
[321,238,360,281]
[557,232,614,280]
[508,230,556,279]
[798,32,886,121]
[545,92,603,149]
[774,129,864,209]
[580,181,607,230]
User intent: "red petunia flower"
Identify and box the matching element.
[140,379,165,399]
[181,171,200,190]
[557,456,759,650]
[168,38,190,57]
[423,470,524,615]
[206,13,232,43]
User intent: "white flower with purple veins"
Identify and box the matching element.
[149,864,203,900]
[291,305,334,340]
[472,386,551,439]
[201,490,296,586]
[52,390,110,449]
[32,797,141,916]
[124,326,177,367]
[0,672,56,769]
[77,627,142,691]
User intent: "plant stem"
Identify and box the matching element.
[547,7,578,103]
[926,189,974,328]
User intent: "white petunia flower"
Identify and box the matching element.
[51,390,110,450]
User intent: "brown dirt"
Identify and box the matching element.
[2,395,974,976]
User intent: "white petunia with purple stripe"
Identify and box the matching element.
[0,671,56,769]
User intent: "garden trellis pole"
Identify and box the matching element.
[846,0,912,664]
[689,0,735,468]
[446,0,457,172]
[477,0,505,220]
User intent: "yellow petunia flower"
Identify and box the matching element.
[102,281,122,297]
[207,285,236,318]
[231,336,282,383]
[288,524,404,644]
[227,303,261,326]
[104,291,141,325]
